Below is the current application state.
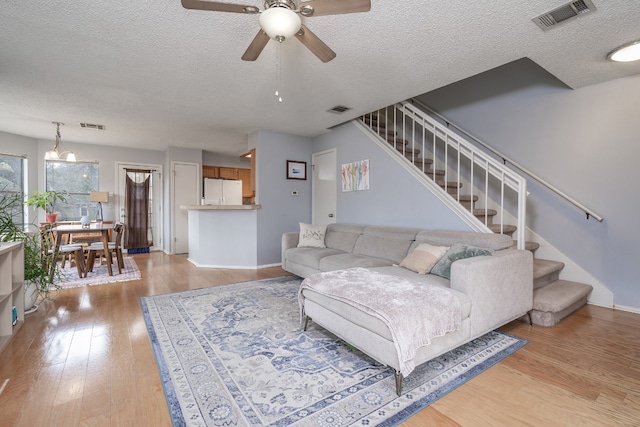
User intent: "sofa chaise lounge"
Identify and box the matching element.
[282,223,533,394]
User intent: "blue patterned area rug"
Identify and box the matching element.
[140,276,527,426]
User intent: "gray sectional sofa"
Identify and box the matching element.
[282,223,533,394]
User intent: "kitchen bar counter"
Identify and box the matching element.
[180,204,261,211]
[181,204,261,268]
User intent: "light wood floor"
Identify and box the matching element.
[0,252,638,426]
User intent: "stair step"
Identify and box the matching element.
[382,134,404,144]
[512,240,540,253]
[388,139,408,149]
[411,158,434,167]
[533,258,564,290]
[436,180,462,189]
[473,209,498,226]
[488,224,517,237]
[422,169,445,178]
[531,280,593,327]
[458,194,479,210]
[397,146,420,155]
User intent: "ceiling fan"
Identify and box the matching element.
[181,0,371,62]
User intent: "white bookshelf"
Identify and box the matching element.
[0,242,24,353]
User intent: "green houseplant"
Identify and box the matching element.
[26,190,67,223]
[0,190,60,310]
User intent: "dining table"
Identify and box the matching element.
[50,222,114,281]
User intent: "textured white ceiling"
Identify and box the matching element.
[1,0,639,155]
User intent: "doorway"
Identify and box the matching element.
[312,149,337,225]
[116,162,163,252]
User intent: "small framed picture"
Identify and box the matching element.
[287,160,307,180]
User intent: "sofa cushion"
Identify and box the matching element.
[414,230,513,251]
[298,223,327,248]
[318,254,394,271]
[399,243,449,274]
[285,247,345,270]
[352,226,420,263]
[431,243,492,279]
[325,223,366,252]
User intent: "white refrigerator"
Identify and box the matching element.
[203,178,243,205]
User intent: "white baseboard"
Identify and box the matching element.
[187,259,282,270]
[587,302,640,314]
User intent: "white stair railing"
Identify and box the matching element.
[360,101,527,249]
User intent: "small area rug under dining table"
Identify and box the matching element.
[141,275,527,426]
[58,256,141,289]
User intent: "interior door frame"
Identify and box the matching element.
[312,148,337,225]
[115,161,164,252]
[171,161,200,255]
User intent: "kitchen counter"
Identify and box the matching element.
[182,205,260,268]
[180,204,261,211]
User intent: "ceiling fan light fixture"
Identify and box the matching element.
[608,40,640,62]
[259,6,301,42]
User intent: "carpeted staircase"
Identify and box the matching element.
[362,113,593,327]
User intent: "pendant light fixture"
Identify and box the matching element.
[44,122,76,162]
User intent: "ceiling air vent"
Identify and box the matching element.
[327,105,352,114]
[533,0,596,30]
[79,122,106,130]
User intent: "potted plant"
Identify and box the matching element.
[0,190,60,312]
[26,190,67,223]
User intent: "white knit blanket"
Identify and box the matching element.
[299,268,462,377]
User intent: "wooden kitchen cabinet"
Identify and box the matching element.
[203,165,220,178]
[202,163,254,198]
[237,168,252,197]
[219,167,238,180]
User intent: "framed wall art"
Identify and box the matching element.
[287,160,307,180]
[341,159,369,191]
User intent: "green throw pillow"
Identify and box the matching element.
[430,243,492,279]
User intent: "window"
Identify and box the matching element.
[0,154,26,226]
[46,160,99,220]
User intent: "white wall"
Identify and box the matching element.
[417,58,640,311]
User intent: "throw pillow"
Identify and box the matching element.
[430,243,492,279]
[297,223,327,248]
[399,243,449,274]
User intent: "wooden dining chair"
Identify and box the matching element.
[85,222,125,274]
[41,224,86,278]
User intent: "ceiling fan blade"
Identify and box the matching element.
[242,30,270,61]
[181,0,258,14]
[295,25,336,63]
[298,0,371,16]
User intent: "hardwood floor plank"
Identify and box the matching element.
[1,252,639,426]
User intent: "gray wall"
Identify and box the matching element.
[252,130,313,266]
[416,58,640,311]
[202,151,251,168]
[313,122,471,230]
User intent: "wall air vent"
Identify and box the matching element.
[327,105,352,114]
[79,122,106,130]
[533,0,596,30]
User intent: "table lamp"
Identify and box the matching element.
[90,191,109,223]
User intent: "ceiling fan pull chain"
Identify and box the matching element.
[275,43,283,102]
